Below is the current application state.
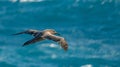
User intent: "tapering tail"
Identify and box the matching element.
[12,31,26,35]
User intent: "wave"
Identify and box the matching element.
[81,64,92,67]
[1,0,118,4]
[9,0,44,3]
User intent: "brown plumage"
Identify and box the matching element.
[13,29,68,51]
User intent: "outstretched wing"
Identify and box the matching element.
[23,37,45,46]
[13,29,40,36]
[45,35,68,51]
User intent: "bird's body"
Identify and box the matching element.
[13,29,68,51]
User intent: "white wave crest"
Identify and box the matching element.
[49,43,58,48]
[51,54,57,59]
[81,64,92,67]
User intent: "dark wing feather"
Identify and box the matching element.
[45,35,68,51]
[13,29,40,37]
[23,37,44,46]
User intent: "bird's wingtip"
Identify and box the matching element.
[63,45,68,51]
[22,44,25,47]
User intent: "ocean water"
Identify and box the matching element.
[0,0,120,67]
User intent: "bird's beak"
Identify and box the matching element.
[55,32,61,36]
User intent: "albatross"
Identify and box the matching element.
[13,29,68,51]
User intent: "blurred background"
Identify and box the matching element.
[0,0,120,67]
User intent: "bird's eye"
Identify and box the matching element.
[52,30,55,32]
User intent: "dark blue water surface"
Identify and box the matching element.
[0,0,120,67]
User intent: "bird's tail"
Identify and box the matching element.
[12,31,26,35]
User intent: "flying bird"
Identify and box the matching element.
[13,29,68,51]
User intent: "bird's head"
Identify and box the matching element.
[44,29,60,35]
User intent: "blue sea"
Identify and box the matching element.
[0,0,120,67]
